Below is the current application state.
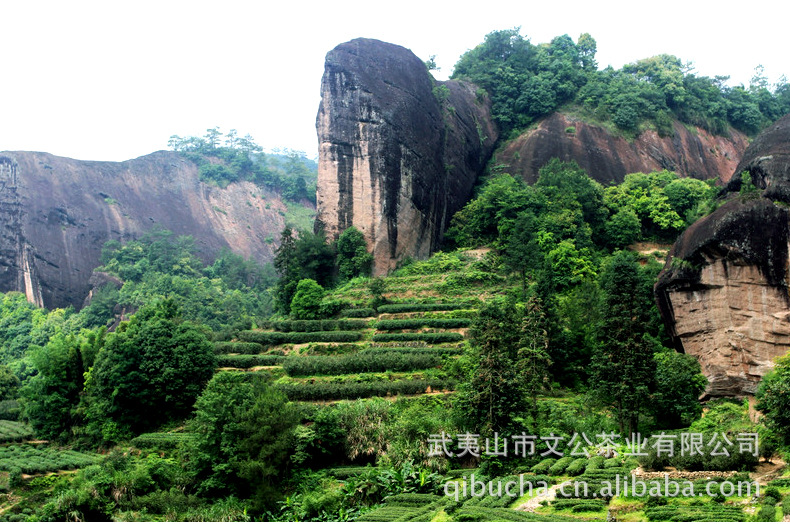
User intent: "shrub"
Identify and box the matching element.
[282,352,441,376]
[276,378,454,401]
[549,456,575,475]
[757,503,778,522]
[239,330,364,345]
[340,308,377,318]
[262,319,369,332]
[565,458,588,476]
[131,432,196,450]
[290,279,325,320]
[765,486,782,501]
[213,341,264,355]
[371,333,464,344]
[376,318,471,330]
[571,502,604,513]
[8,467,22,489]
[216,354,286,368]
[376,303,469,314]
[782,494,790,516]
[585,456,605,472]
[531,458,557,475]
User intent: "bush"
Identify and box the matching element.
[239,330,364,345]
[262,319,369,332]
[340,308,377,318]
[8,467,22,488]
[371,333,464,344]
[282,352,441,376]
[548,456,575,476]
[565,458,588,476]
[213,341,264,355]
[585,456,605,472]
[571,502,604,513]
[289,279,326,320]
[531,458,557,475]
[376,303,469,314]
[276,378,454,401]
[757,503,778,522]
[782,494,790,516]
[765,486,782,501]
[216,354,286,368]
[376,318,471,330]
[131,432,196,450]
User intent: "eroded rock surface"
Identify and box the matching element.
[656,113,790,397]
[497,113,748,185]
[0,150,296,309]
[315,38,498,273]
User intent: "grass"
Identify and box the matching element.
[283,200,316,231]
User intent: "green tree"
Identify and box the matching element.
[274,226,300,313]
[517,296,552,430]
[651,350,707,428]
[756,355,790,445]
[21,334,85,440]
[84,300,215,439]
[0,364,19,400]
[591,251,656,434]
[454,299,526,434]
[289,279,325,320]
[604,207,641,248]
[187,372,298,512]
[335,226,373,281]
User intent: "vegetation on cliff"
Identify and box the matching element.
[452,28,790,138]
[168,127,318,203]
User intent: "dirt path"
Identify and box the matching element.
[751,457,787,485]
[515,480,572,512]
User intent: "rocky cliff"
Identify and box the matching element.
[0,150,295,309]
[497,113,749,185]
[315,38,498,274]
[656,113,790,397]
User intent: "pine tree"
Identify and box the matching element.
[591,251,655,434]
[517,295,552,431]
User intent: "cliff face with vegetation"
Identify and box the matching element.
[0,150,294,309]
[497,113,748,185]
[656,113,790,397]
[315,38,498,274]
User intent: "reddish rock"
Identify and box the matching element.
[0,150,297,309]
[315,38,498,274]
[656,113,790,397]
[497,113,748,185]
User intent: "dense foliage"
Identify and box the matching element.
[168,127,317,202]
[452,28,790,137]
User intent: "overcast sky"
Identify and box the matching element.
[1,0,787,162]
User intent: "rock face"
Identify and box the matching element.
[656,113,790,397]
[497,113,748,185]
[0,150,297,309]
[315,38,498,274]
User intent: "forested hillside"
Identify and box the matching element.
[2,30,790,523]
[452,29,790,138]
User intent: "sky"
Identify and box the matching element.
[1,0,788,162]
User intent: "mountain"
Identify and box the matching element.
[656,113,790,397]
[315,38,499,275]
[0,150,301,309]
[496,112,748,185]
[314,38,751,275]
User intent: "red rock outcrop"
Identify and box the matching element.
[315,38,498,274]
[497,113,748,184]
[0,150,297,309]
[656,114,790,397]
